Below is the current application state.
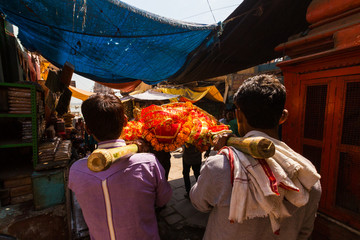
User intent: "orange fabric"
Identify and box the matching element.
[154,121,182,144]
[179,96,195,103]
[40,60,50,80]
[69,85,95,101]
[121,102,230,152]
[95,80,142,92]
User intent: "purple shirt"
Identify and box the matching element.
[68,139,172,240]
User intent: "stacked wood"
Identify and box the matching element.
[7,87,32,114]
[2,176,33,206]
[38,138,60,162]
[54,140,72,161]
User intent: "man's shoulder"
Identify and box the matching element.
[70,157,88,171]
[204,154,229,170]
[129,152,157,164]
[310,180,322,199]
[68,158,94,189]
[69,157,98,178]
[207,153,226,161]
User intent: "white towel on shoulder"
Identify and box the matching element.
[221,130,321,234]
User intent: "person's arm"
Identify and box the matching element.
[204,147,211,158]
[126,139,150,153]
[212,133,234,151]
[190,154,230,212]
[297,181,322,239]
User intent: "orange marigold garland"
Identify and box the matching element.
[121,121,143,141]
[121,102,230,152]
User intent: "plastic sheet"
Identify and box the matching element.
[0,0,216,85]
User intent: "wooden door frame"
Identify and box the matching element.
[326,75,360,230]
[298,77,336,209]
[292,72,360,230]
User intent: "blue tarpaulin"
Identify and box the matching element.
[0,0,312,85]
[0,0,218,85]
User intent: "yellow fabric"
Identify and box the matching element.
[157,86,223,102]
[69,85,95,101]
[169,98,179,103]
[157,88,207,102]
[191,86,223,102]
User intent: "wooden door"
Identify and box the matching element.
[299,75,360,230]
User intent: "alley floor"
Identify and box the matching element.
[157,150,216,240]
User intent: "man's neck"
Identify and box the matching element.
[260,129,280,140]
[246,127,280,140]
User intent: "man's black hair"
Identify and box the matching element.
[81,93,125,141]
[233,74,286,129]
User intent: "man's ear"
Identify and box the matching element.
[119,115,128,139]
[235,108,243,124]
[123,115,128,128]
[279,109,288,125]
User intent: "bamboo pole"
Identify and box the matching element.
[87,137,275,172]
[87,144,138,172]
[227,136,275,159]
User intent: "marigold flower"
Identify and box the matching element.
[151,138,157,146]
[145,134,153,142]
[169,144,176,152]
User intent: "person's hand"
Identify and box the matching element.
[127,139,151,153]
[212,133,234,151]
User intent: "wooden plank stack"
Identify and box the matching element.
[2,176,33,206]
[7,87,32,114]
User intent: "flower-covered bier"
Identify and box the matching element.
[121,102,230,152]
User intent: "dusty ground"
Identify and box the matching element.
[158,217,205,240]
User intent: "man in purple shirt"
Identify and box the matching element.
[68,94,172,240]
